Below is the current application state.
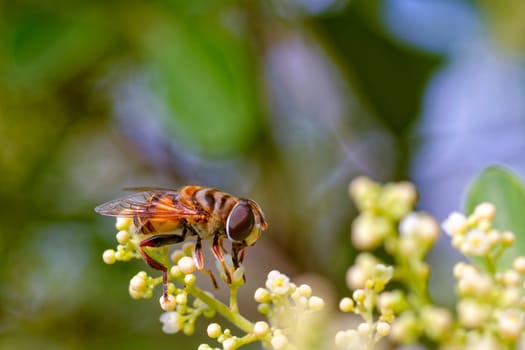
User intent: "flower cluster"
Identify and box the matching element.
[442,203,525,347]
[101,216,326,349]
[254,270,326,350]
[339,177,451,348]
[336,263,394,349]
[443,202,513,264]
[99,176,525,349]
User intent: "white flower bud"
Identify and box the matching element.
[502,270,521,287]
[353,289,366,302]
[271,333,289,350]
[130,274,146,292]
[207,323,222,338]
[175,293,188,305]
[297,284,312,298]
[254,288,270,303]
[222,338,237,350]
[178,256,197,275]
[115,217,132,231]
[473,202,496,221]
[346,266,367,290]
[497,310,523,340]
[116,230,130,244]
[253,321,270,337]
[513,256,525,274]
[159,294,177,311]
[458,299,490,328]
[349,176,375,200]
[308,296,325,311]
[376,322,391,337]
[357,322,372,336]
[102,249,116,264]
[352,214,390,250]
[501,231,516,246]
[339,297,354,312]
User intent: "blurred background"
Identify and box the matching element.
[2,0,525,349]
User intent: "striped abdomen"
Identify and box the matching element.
[180,186,239,237]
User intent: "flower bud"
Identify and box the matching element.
[102,249,116,264]
[207,323,222,338]
[253,321,270,337]
[178,256,197,274]
[159,294,177,311]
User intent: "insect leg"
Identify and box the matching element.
[195,236,218,289]
[211,234,232,284]
[139,234,185,300]
[231,242,246,268]
[231,242,247,283]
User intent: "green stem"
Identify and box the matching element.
[230,284,240,314]
[187,284,254,333]
[237,332,271,348]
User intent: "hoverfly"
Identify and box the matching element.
[95,186,267,299]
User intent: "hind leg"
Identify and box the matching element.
[139,234,185,299]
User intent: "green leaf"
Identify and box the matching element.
[144,18,258,157]
[2,6,112,94]
[464,165,525,269]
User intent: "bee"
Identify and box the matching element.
[95,186,267,298]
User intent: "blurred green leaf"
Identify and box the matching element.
[145,18,258,157]
[2,6,112,93]
[464,165,525,269]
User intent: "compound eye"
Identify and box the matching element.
[226,202,255,242]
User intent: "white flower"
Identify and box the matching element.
[372,264,393,284]
[271,332,289,350]
[348,176,376,200]
[159,311,182,334]
[352,214,390,250]
[460,229,490,256]
[420,306,452,340]
[456,264,492,297]
[473,202,496,221]
[442,212,467,236]
[345,265,367,290]
[265,270,291,295]
[308,296,325,311]
[335,329,360,349]
[501,270,521,287]
[497,309,523,340]
[457,299,490,328]
[513,256,525,274]
[376,322,391,337]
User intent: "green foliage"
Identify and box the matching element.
[145,18,258,156]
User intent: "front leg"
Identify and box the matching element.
[139,234,185,300]
[195,236,219,288]
[211,233,232,284]
[231,242,246,269]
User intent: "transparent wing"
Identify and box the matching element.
[95,190,202,218]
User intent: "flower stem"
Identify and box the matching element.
[187,284,254,333]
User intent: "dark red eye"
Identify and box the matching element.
[226,202,255,242]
